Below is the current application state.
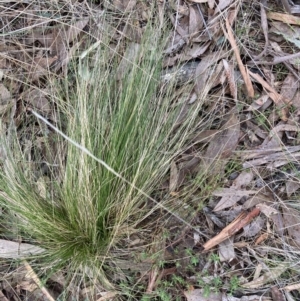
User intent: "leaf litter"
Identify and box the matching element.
[1,0,300,300]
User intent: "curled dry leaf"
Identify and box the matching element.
[213,171,253,212]
[242,264,287,289]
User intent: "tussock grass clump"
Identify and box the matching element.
[0,11,202,291]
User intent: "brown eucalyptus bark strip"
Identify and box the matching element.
[203,208,260,251]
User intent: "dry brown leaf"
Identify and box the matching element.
[23,260,55,301]
[169,1,189,15]
[284,282,300,292]
[0,83,13,115]
[267,123,299,143]
[213,171,253,212]
[254,2,269,60]
[246,120,268,139]
[256,203,278,218]
[280,73,298,101]
[169,161,179,192]
[286,180,300,197]
[189,5,203,36]
[249,71,290,121]
[184,289,221,301]
[208,0,215,9]
[292,91,300,109]
[216,0,235,11]
[188,0,209,3]
[218,238,235,262]
[194,50,227,95]
[21,88,51,114]
[247,94,271,111]
[267,11,300,25]
[213,188,257,197]
[26,32,53,48]
[51,18,89,70]
[271,286,285,301]
[243,193,274,210]
[242,216,264,238]
[183,43,210,60]
[282,205,300,248]
[27,57,57,82]
[242,264,287,289]
[228,296,272,301]
[117,43,140,80]
[203,112,240,176]
[0,291,9,301]
[240,145,300,161]
[168,13,189,45]
[192,129,219,144]
[255,232,269,245]
[223,59,236,100]
[104,0,136,12]
[270,21,300,47]
[223,18,254,98]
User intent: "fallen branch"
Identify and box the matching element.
[202,208,261,251]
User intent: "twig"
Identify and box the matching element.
[202,208,260,251]
[223,18,254,98]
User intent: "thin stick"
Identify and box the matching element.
[223,18,254,98]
